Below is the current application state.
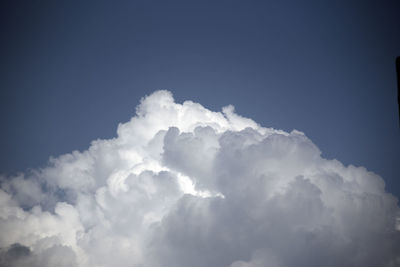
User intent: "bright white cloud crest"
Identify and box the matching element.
[0,90,399,267]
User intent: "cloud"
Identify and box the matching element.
[0,90,399,267]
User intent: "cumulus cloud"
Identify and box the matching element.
[0,90,399,267]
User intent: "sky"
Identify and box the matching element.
[0,1,400,265]
[1,0,400,196]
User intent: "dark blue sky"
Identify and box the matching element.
[1,0,399,197]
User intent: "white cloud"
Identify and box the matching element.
[0,90,399,267]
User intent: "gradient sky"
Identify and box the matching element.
[1,0,399,197]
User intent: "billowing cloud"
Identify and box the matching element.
[0,90,399,267]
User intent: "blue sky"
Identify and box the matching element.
[1,0,400,198]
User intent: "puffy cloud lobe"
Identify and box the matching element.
[0,90,399,266]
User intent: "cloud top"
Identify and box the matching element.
[1,90,399,267]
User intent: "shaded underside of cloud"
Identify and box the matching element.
[1,90,399,267]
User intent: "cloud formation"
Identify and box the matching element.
[1,90,399,267]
